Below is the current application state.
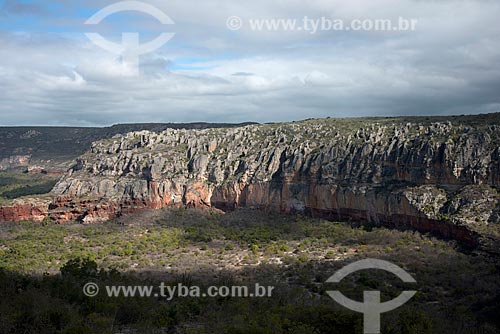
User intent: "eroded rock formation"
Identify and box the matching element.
[4,114,500,248]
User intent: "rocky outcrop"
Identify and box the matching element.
[0,198,50,223]
[0,155,31,170]
[4,114,500,247]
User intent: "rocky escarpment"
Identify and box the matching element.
[0,198,51,223]
[0,123,256,172]
[5,114,500,249]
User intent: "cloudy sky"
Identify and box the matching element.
[0,0,499,126]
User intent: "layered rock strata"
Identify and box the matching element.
[5,114,500,248]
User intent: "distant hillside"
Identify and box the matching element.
[0,122,257,169]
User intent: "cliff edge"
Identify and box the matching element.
[3,114,500,250]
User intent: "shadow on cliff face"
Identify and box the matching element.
[0,209,499,334]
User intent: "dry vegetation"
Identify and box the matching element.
[0,208,499,333]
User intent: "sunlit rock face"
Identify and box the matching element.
[7,114,500,247]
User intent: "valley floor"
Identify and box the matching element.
[0,208,498,333]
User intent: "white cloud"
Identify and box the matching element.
[0,0,499,125]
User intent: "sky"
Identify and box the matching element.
[0,0,499,126]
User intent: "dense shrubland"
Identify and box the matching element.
[0,208,498,333]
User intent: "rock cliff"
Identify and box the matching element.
[4,114,500,248]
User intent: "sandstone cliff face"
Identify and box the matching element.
[0,198,50,223]
[5,115,500,247]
